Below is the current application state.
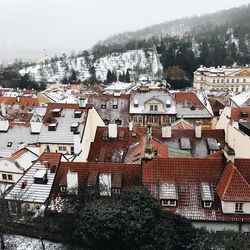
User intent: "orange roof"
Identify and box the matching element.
[216,162,250,202]
[10,148,28,160]
[0,96,38,106]
[171,119,193,130]
[175,92,204,108]
[231,107,250,122]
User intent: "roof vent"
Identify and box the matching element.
[241,111,248,118]
[70,122,79,133]
[74,111,82,118]
[51,108,61,117]
[48,122,58,131]
[21,180,27,189]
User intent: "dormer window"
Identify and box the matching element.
[74,111,82,118]
[134,99,139,108]
[70,122,79,133]
[34,170,48,184]
[104,119,110,125]
[166,100,171,108]
[113,100,118,109]
[200,182,214,208]
[48,123,58,131]
[51,108,61,117]
[115,119,122,125]
[235,202,243,213]
[60,186,67,192]
[159,181,178,207]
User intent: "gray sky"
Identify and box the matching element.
[0,0,250,62]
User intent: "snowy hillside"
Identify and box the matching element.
[19,49,163,83]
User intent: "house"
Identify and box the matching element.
[142,150,250,233]
[194,65,250,93]
[0,123,39,158]
[216,106,250,158]
[0,148,38,194]
[48,161,141,212]
[5,152,61,214]
[82,93,130,126]
[129,89,176,127]
[175,92,214,128]
[152,124,225,158]
[87,125,168,164]
[37,103,105,162]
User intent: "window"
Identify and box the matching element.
[138,116,143,123]
[232,79,234,83]
[104,119,110,125]
[213,79,216,83]
[235,202,243,213]
[7,142,12,147]
[115,119,122,125]
[60,186,67,192]
[36,205,41,210]
[171,117,176,123]
[227,79,229,83]
[237,79,239,83]
[133,116,138,123]
[243,79,246,83]
[25,204,31,210]
[236,87,238,93]
[148,116,154,123]
[58,146,67,151]
[201,77,203,81]
[231,87,234,91]
[161,200,176,206]
[101,104,106,109]
[221,79,224,83]
[8,175,13,181]
[204,201,212,208]
[150,105,154,111]
[217,79,220,83]
[154,105,158,111]
[2,174,7,180]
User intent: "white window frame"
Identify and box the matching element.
[161,199,176,207]
[235,202,243,213]
[204,201,212,208]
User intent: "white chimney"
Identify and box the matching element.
[0,119,9,132]
[195,122,202,138]
[1,103,6,117]
[162,124,171,138]
[108,123,117,138]
[30,121,43,134]
[67,170,78,195]
[73,134,81,154]
[129,120,133,131]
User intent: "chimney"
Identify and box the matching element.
[43,160,50,169]
[162,124,171,138]
[67,170,78,195]
[108,123,117,138]
[0,119,9,132]
[73,133,81,154]
[129,120,133,131]
[1,103,6,117]
[195,122,202,138]
[223,143,235,164]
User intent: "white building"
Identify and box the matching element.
[194,66,250,93]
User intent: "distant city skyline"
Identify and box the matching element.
[0,0,250,63]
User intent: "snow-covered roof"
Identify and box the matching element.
[130,90,176,114]
[230,88,250,107]
[0,126,38,158]
[37,108,87,144]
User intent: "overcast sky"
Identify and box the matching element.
[0,0,250,62]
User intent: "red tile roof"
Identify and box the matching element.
[216,162,250,202]
[51,162,140,197]
[175,92,204,108]
[231,107,250,122]
[0,96,38,106]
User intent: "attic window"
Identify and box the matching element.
[113,100,118,109]
[74,111,82,118]
[7,142,12,147]
[235,202,243,213]
[70,122,79,132]
[115,119,122,125]
[51,108,61,117]
[104,119,110,125]
[101,103,106,109]
[166,100,171,108]
[34,170,48,184]
[241,112,248,118]
[48,123,58,131]
[134,99,139,108]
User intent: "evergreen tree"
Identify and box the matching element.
[125,69,130,82]
[88,66,97,84]
[106,69,113,84]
